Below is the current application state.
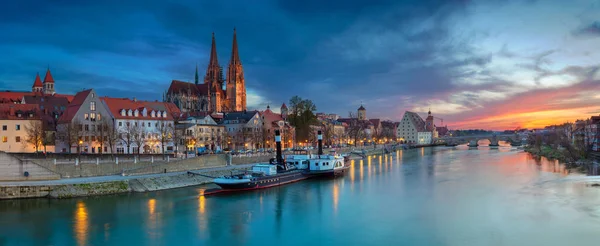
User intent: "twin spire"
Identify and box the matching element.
[205,28,241,72]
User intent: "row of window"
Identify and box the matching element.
[117,121,172,128]
[84,113,101,121]
[1,125,21,131]
[1,136,20,143]
[119,108,167,118]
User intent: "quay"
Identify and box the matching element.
[0,147,384,200]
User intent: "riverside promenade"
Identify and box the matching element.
[0,146,385,199]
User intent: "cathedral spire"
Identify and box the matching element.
[230,28,241,65]
[208,32,219,67]
[195,63,199,85]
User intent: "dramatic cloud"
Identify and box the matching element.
[1,0,600,130]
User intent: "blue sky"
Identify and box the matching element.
[1,0,600,129]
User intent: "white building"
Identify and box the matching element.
[102,97,179,154]
[417,132,432,145]
[0,104,42,153]
[397,111,426,144]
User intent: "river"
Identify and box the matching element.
[2,146,600,246]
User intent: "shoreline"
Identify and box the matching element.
[523,145,598,175]
[0,147,386,200]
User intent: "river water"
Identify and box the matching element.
[2,146,600,246]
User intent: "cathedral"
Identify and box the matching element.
[165,29,246,113]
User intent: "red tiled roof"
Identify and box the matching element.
[43,69,54,83]
[369,119,381,127]
[103,97,177,121]
[0,91,30,103]
[167,80,210,96]
[32,73,43,88]
[57,89,92,124]
[0,104,41,120]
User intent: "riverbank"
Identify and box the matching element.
[523,145,597,174]
[0,147,385,199]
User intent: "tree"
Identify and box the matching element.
[25,120,44,152]
[321,121,334,146]
[287,96,317,143]
[157,121,173,155]
[172,125,185,156]
[347,112,367,147]
[131,120,146,155]
[100,118,118,156]
[119,120,136,154]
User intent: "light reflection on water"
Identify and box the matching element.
[74,200,88,246]
[1,147,600,246]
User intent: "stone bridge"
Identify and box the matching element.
[441,133,525,147]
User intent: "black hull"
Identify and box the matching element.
[213,170,307,191]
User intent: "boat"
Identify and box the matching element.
[303,130,350,178]
[209,130,308,193]
[285,149,313,170]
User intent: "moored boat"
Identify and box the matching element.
[210,130,308,194]
[303,130,350,178]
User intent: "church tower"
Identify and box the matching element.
[32,73,43,93]
[358,105,366,120]
[43,68,55,94]
[204,33,224,112]
[226,28,246,112]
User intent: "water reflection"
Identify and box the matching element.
[74,200,89,246]
[4,148,600,246]
[332,182,339,214]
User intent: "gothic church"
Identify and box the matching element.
[165,29,246,113]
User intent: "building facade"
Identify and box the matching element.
[56,89,112,153]
[221,111,262,150]
[178,114,225,152]
[166,30,246,114]
[0,104,42,152]
[103,98,179,154]
[397,111,426,144]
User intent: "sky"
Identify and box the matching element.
[1,0,600,130]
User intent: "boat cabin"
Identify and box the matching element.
[309,155,345,172]
[252,164,277,175]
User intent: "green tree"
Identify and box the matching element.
[287,96,317,143]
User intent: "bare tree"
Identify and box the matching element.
[119,120,136,154]
[131,120,146,155]
[25,120,44,152]
[172,124,186,156]
[347,112,366,147]
[100,118,118,156]
[157,121,173,155]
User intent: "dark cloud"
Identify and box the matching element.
[1,0,598,129]
[572,21,600,37]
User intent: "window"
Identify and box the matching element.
[15,136,20,142]
[2,125,6,131]
[15,124,20,131]
[90,113,96,121]
[85,125,89,131]
[79,124,83,131]
[104,146,107,152]
[117,147,124,154]
[91,136,96,141]
[40,105,44,110]
[84,136,89,141]
[90,101,96,111]
[84,113,89,120]
[118,122,122,127]
[97,114,102,121]
[2,136,7,142]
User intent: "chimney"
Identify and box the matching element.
[318,130,323,155]
[9,106,14,116]
[275,129,283,164]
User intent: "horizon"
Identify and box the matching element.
[1,0,600,130]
